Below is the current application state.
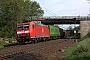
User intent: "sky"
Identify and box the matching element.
[33,0,90,16]
[32,0,90,29]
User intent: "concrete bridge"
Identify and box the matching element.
[30,16,90,38]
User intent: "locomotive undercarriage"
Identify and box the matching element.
[16,36,49,43]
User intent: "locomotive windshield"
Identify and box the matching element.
[17,25,23,29]
[17,24,29,29]
[23,24,29,28]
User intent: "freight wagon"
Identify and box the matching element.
[16,21,50,43]
[48,25,63,39]
[59,28,65,38]
[74,30,80,39]
[65,30,80,39]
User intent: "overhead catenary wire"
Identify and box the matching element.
[31,0,57,16]
[41,6,57,16]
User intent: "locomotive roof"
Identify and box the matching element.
[17,20,47,26]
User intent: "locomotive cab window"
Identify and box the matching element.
[23,24,29,28]
[17,24,29,29]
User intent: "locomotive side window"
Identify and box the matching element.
[32,25,34,28]
[23,24,29,28]
[17,24,29,29]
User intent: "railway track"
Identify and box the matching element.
[0,39,76,60]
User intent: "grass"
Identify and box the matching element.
[62,31,90,60]
[0,40,7,48]
[0,39,17,48]
[0,45,4,48]
[62,38,90,60]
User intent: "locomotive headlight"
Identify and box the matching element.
[25,31,29,33]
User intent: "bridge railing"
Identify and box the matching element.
[40,16,80,19]
[80,16,90,20]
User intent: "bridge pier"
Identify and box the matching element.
[80,20,90,38]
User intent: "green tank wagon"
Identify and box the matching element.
[48,25,61,39]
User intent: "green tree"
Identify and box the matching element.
[24,0,44,20]
[74,26,80,30]
[67,26,73,30]
[0,0,25,38]
[0,0,44,38]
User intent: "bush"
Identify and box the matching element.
[0,26,16,38]
[63,52,90,60]
[0,38,17,48]
[72,45,88,55]
[0,40,6,48]
[8,39,12,43]
[62,38,90,60]
[61,31,90,60]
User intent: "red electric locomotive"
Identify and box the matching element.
[16,21,50,43]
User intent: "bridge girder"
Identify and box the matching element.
[33,19,80,24]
